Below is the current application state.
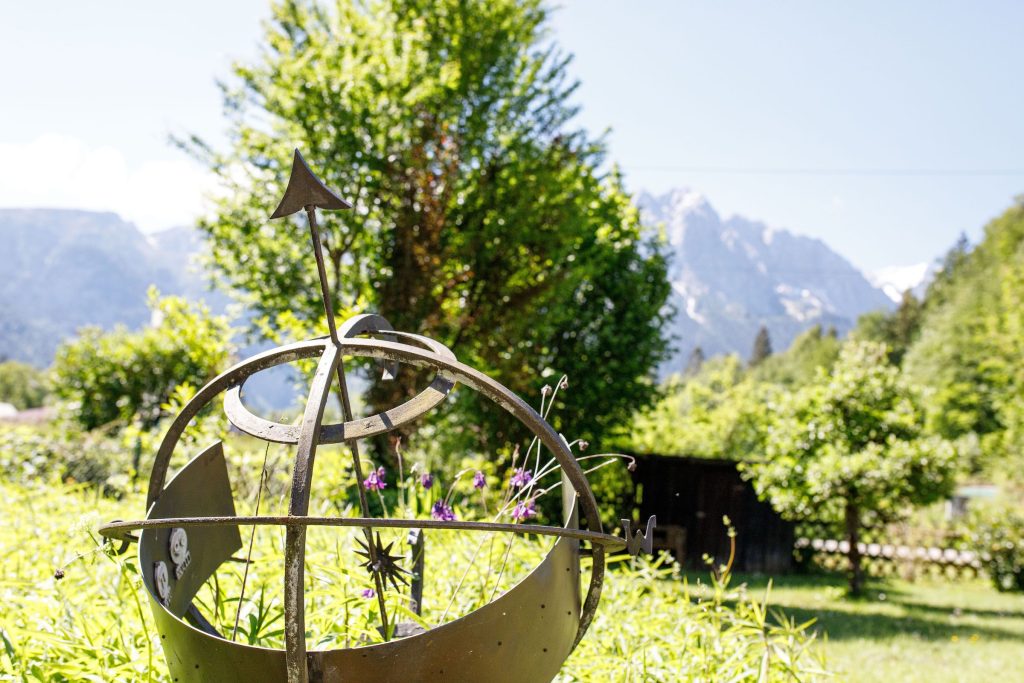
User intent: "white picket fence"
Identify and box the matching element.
[795,537,981,571]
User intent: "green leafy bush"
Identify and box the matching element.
[965,504,1024,592]
[0,360,49,410]
[0,425,130,496]
[52,290,234,431]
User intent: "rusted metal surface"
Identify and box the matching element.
[356,533,411,591]
[138,446,585,683]
[142,500,582,683]
[408,529,425,615]
[275,159,395,681]
[622,516,657,556]
[142,333,610,646]
[103,514,628,549]
[272,158,416,676]
[336,313,399,381]
[283,344,341,682]
[139,322,611,674]
[138,441,241,619]
[270,149,352,218]
[222,330,454,445]
[109,150,655,682]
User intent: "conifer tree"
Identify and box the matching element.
[749,325,773,367]
[684,346,705,376]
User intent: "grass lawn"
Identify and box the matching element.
[2,467,1019,681]
[707,571,1024,682]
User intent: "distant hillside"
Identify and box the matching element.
[0,209,215,365]
[1,203,898,396]
[638,189,894,373]
[904,199,1024,465]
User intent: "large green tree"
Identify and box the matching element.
[742,342,956,595]
[904,201,1024,483]
[184,0,670,450]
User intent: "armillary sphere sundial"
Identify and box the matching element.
[99,149,656,683]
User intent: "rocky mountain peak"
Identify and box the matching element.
[638,189,894,375]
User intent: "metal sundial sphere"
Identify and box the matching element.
[99,149,655,683]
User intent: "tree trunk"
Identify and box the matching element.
[367,138,451,459]
[845,500,864,597]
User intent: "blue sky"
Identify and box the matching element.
[2,1,1022,272]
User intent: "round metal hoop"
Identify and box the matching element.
[102,515,627,550]
[141,323,608,675]
[223,329,456,444]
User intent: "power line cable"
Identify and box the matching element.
[621,166,1024,177]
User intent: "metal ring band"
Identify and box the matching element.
[222,329,456,444]
[101,515,627,550]
[145,333,607,649]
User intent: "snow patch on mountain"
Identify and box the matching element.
[868,262,938,302]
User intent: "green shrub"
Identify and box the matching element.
[0,360,49,410]
[52,290,233,432]
[0,425,130,496]
[965,503,1024,592]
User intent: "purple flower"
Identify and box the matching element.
[363,466,387,491]
[419,472,435,489]
[473,470,486,489]
[559,377,569,391]
[431,501,455,521]
[577,440,589,451]
[512,499,537,521]
[541,384,552,397]
[510,467,532,489]
[360,588,376,599]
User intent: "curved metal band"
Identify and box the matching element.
[336,313,398,380]
[147,334,607,647]
[222,330,456,444]
[332,337,607,647]
[284,344,339,681]
[146,338,330,509]
[136,438,589,682]
[101,515,628,550]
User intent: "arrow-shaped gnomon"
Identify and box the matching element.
[267,149,392,641]
[270,148,351,343]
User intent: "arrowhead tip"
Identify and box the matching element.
[269,149,351,219]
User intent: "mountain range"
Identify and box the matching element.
[637,189,898,374]
[0,198,923,376]
[0,209,216,366]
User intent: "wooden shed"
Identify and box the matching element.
[629,454,794,574]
